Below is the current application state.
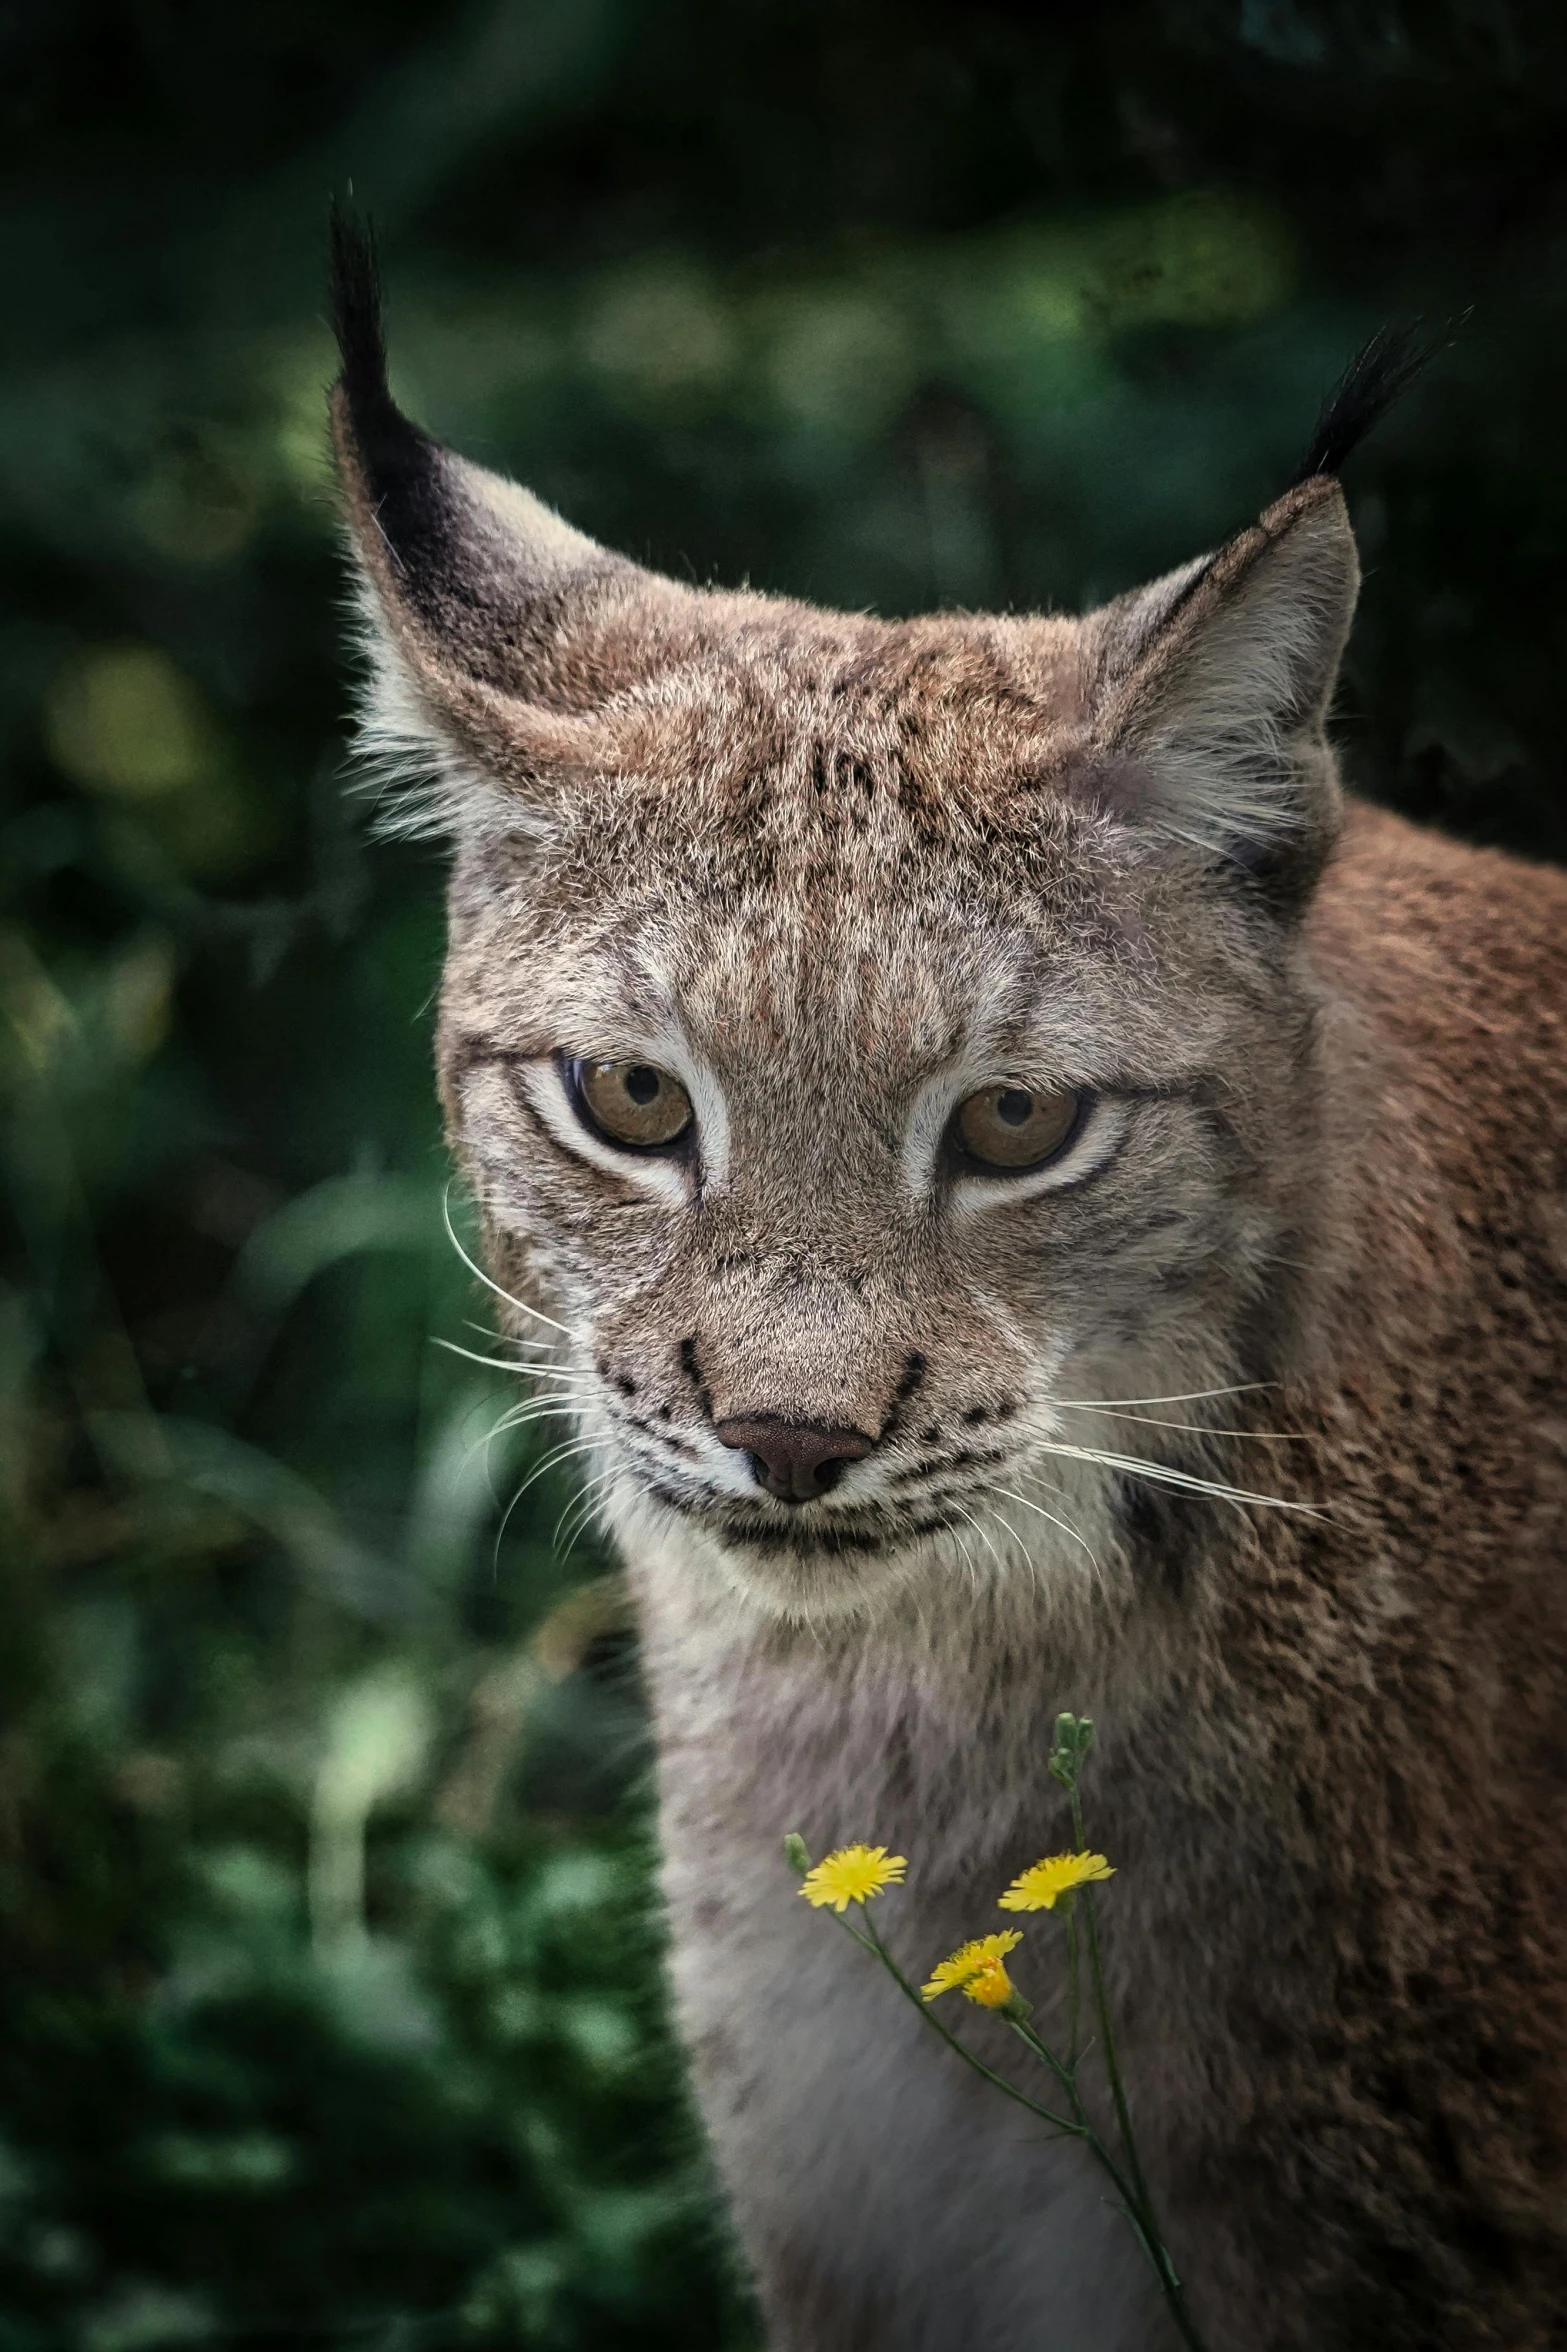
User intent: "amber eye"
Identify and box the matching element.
[568,1057,694,1150]
[954,1082,1082,1171]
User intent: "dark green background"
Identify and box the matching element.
[2,5,1563,2346]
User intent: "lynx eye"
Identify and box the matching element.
[568,1056,693,1151]
[954,1082,1082,1171]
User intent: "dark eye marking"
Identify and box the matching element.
[445,1033,530,1081]
[446,1042,691,1193]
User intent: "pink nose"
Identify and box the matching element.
[715,1417,874,1504]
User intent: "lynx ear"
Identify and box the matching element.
[1086,477,1359,889]
[328,209,657,837]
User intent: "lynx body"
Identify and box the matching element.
[330,229,1567,2349]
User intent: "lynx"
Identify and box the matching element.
[329,220,1567,2350]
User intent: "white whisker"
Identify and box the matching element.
[443,1185,572,1336]
[945,1521,980,1597]
[487,1401,580,1434]
[978,1503,1046,1605]
[462,1397,581,1485]
[433,1336,588,1383]
[948,1500,1008,1576]
[1053,1383,1274,1410]
[990,1484,1103,1581]
[463,1318,551,1353]
[1060,1405,1307,1443]
[487,1398,584,1440]
[463,1317,553,1355]
[1037,1439,1320,1516]
[554,1466,621,1557]
[490,1435,605,1572]
[510,1434,602,1503]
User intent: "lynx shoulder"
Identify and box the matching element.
[329,218,1567,2350]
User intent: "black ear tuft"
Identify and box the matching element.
[328,198,452,585]
[1289,319,1450,486]
[328,202,393,415]
[328,196,437,492]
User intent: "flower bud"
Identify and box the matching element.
[782,1832,812,1878]
[1047,1711,1096,1788]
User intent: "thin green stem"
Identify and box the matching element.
[851,1909,1151,2257]
[1005,2019,1140,2217]
[1065,1901,1081,2072]
[1079,1879,1154,2222]
[837,1911,1085,2140]
[1004,2008,1084,2113]
[1068,1797,1209,2352]
[1069,1792,1154,2220]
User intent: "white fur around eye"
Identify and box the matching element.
[951,1095,1128,1214]
[516,1059,693,1204]
[902,1079,1126,1213]
[509,1033,733,1203]
[902,1070,961,1201]
[641,1028,732,1192]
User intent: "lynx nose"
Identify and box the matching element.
[715,1417,874,1505]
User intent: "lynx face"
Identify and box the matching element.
[332,244,1357,1620]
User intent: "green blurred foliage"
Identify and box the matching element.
[2,1,1565,2343]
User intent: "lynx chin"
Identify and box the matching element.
[328,217,1567,2352]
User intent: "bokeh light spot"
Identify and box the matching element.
[45,644,216,800]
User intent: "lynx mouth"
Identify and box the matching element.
[638,1477,959,1561]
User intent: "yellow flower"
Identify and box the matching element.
[921,1930,1023,2001]
[964,1958,1019,2009]
[998,1851,1115,1911]
[798,1843,907,1911]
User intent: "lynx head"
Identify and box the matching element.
[330,219,1414,1624]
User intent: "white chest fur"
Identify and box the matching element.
[628,1536,1184,2351]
